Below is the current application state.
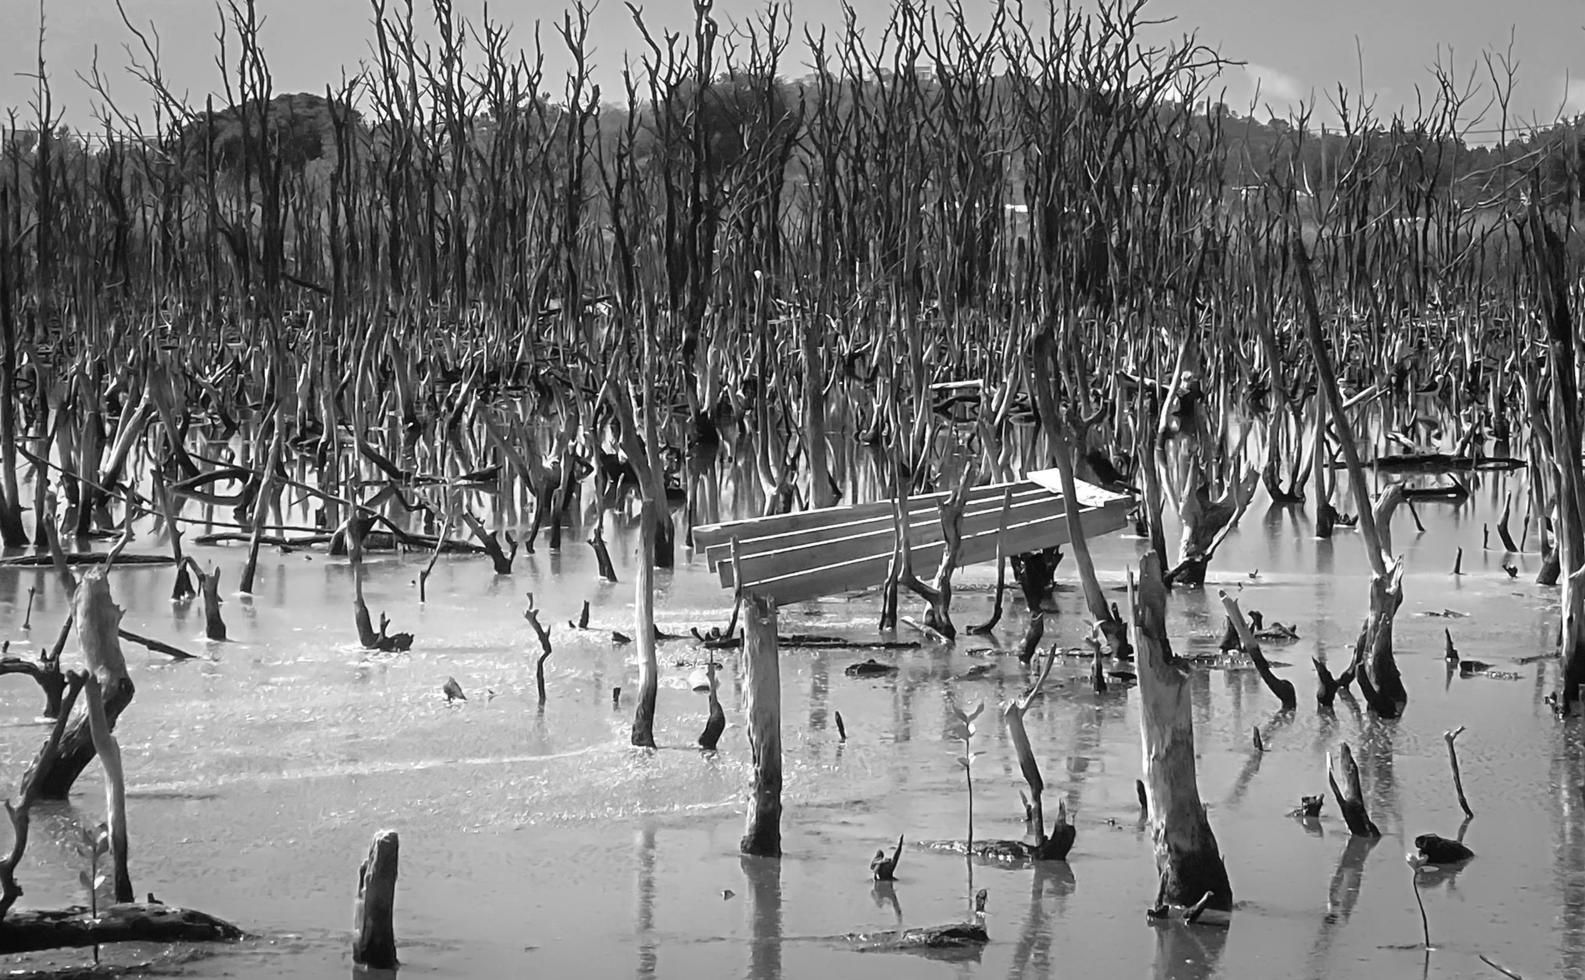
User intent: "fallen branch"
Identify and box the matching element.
[1444,726,1473,818]
[1218,592,1295,710]
[0,903,243,953]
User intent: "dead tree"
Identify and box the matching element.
[1031,334,1130,656]
[35,571,135,800]
[891,465,974,639]
[1001,652,1074,859]
[1529,204,1585,714]
[1134,552,1232,918]
[1296,240,1407,716]
[0,674,86,919]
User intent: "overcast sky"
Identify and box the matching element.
[3,0,1580,142]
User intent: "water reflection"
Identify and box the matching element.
[1150,919,1229,980]
[742,855,781,980]
[635,824,657,979]
[1006,863,1074,980]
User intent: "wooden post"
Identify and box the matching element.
[352,829,399,968]
[740,593,782,857]
[1134,553,1232,916]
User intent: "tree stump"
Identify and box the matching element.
[352,830,399,968]
[1134,552,1232,917]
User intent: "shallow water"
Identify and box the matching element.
[0,467,1580,980]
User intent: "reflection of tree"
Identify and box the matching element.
[635,825,657,979]
[742,856,783,980]
[1553,737,1585,980]
[1223,710,1293,808]
[1150,919,1229,980]
[1303,834,1380,980]
[1357,718,1401,831]
[1007,863,1075,980]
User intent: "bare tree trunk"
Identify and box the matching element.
[1530,205,1585,713]
[1296,239,1406,715]
[803,320,836,508]
[740,593,782,857]
[1031,334,1129,656]
[1134,552,1232,916]
[631,497,659,749]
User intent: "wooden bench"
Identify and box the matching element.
[692,469,1131,606]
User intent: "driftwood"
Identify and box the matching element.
[352,829,399,968]
[848,891,988,955]
[0,903,242,953]
[0,554,173,568]
[1327,743,1380,838]
[1134,552,1232,918]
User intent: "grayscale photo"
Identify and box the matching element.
[0,0,1579,976]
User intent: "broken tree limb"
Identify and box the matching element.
[0,651,66,718]
[352,829,399,968]
[525,599,553,707]
[1327,743,1381,838]
[82,673,133,903]
[115,628,198,661]
[417,516,451,602]
[968,488,1014,635]
[0,673,86,919]
[1218,592,1296,710]
[1444,726,1473,819]
[1133,552,1232,917]
[740,593,782,857]
[1001,651,1072,859]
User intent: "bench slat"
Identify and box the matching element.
[691,479,1030,552]
[700,484,1052,570]
[738,498,1129,605]
[716,490,1066,589]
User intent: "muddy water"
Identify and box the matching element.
[0,469,1580,980]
